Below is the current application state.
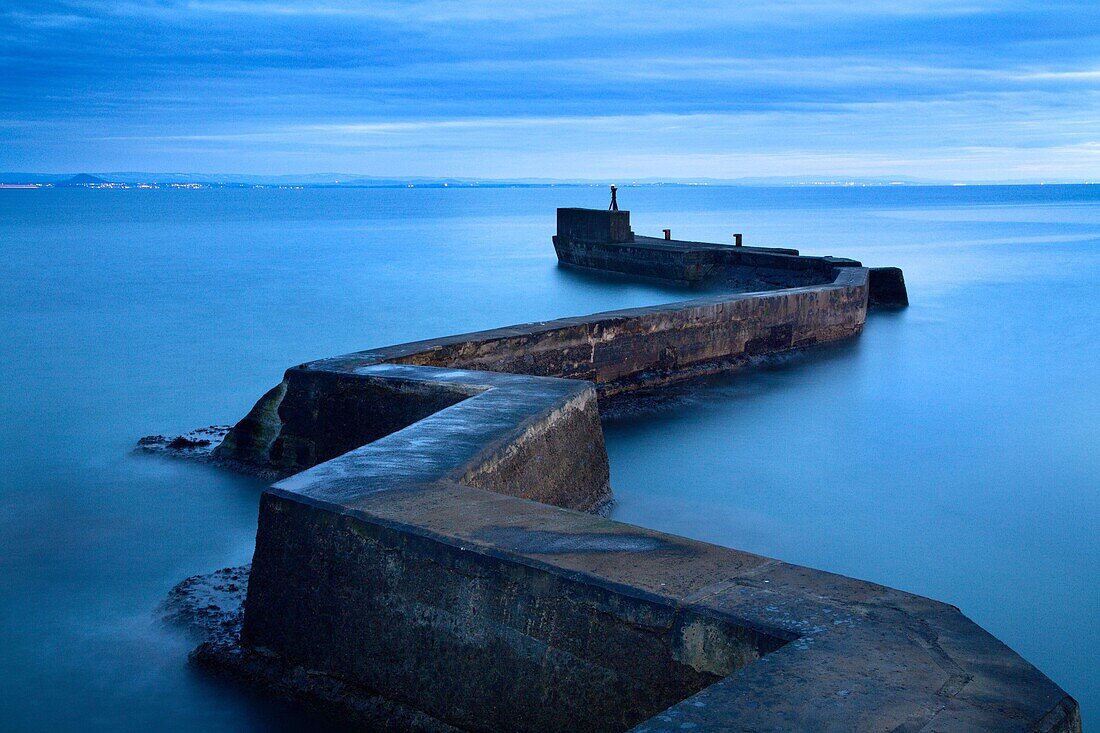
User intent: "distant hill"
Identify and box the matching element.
[58,173,110,186]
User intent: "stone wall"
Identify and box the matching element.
[555,207,634,244]
[230,357,1078,732]
[199,212,1077,732]
[552,236,828,287]
[243,491,784,733]
[389,270,867,393]
[215,267,868,477]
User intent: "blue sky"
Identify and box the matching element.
[2,0,1098,180]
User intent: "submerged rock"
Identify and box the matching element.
[160,565,248,646]
[136,425,230,460]
[136,425,283,480]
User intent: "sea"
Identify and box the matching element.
[0,184,1096,730]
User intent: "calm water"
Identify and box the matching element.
[0,186,1096,730]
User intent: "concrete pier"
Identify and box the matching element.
[197,208,1076,732]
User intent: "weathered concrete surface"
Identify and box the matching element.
[243,491,771,732]
[553,208,909,309]
[387,272,867,394]
[214,267,869,478]
[556,207,635,244]
[554,234,832,289]
[216,365,611,510]
[238,480,1079,733]
[187,209,1076,732]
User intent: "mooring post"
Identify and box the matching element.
[734,233,743,247]
[663,229,671,240]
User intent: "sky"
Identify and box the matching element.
[1,0,1099,180]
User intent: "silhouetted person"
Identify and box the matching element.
[609,185,619,211]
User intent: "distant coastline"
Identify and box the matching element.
[2,172,1097,190]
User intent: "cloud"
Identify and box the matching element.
[1013,69,1100,81]
[1,0,1098,178]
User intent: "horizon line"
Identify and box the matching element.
[3,171,1098,187]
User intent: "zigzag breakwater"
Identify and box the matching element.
[182,208,1077,732]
